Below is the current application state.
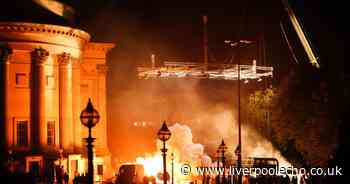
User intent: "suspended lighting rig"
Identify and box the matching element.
[137,60,273,81]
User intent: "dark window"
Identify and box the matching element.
[47,121,55,145]
[15,73,27,86]
[97,164,103,175]
[16,121,28,146]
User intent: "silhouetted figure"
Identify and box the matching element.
[73,174,78,184]
[56,166,63,184]
[63,171,69,184]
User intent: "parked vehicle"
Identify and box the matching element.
[115,163,155,184]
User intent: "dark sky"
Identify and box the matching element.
[67,0,345,79]
[1,0,345,74]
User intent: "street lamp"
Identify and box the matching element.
[218,139,227,183]
[225,39,253,184]
[157,121,171,184]
[80,98,100,184]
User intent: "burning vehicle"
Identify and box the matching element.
[115,163,156,184]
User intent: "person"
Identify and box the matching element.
[56,166,63,184]
[73,172,79,184]
[63,171,69,184]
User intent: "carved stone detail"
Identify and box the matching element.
[31,48,49,64]
[57,52,72,66]
[0,45,13,63]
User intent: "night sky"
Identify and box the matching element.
[1,0,345,80]
[67,0,345,84]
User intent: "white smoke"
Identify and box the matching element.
[156,123,212,167]
[161,111,291,169]
[153,120,290,169]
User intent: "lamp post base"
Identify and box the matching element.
[85,134,96,184]
[161,145,168,184]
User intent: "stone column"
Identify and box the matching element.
[58,53,74,151]
[31,48,49,148]
[72,58,82,152]
[96,63,112,178]
[96,64,109,154]
[0,45,12,149]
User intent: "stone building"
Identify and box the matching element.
[0,21,114,182]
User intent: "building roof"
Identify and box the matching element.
[0,0,76,27]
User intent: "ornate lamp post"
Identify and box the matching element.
[157,121,171,184]
[218,139,227,183]
[225,40,253,184]
[80,99,100,184]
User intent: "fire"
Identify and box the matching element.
[133,124,211,183]
[135,152,192,184]
[136,154,163,176]
[136,154,184,184]
[131,123,292,183]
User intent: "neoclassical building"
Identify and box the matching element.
[0,22,114,182]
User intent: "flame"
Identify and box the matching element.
[132,123,293,183]
[132,124,215,183]
[135,152,192,183]
[136,154,163,176]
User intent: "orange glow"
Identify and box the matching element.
[131,124,213,183]
[136,154,163,176]
[135,153,191,184]
[130,123,294,183]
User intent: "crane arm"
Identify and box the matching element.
[281,0,320,68]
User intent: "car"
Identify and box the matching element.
[115,163,155,184]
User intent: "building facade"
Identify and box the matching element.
[0,22,114,182]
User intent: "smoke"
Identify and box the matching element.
[94,0,289,165]
[151,122,291,170]
[156,123,211,167]
[101,12,288,163]
[109,74,291,167]
[191,105,291,167]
